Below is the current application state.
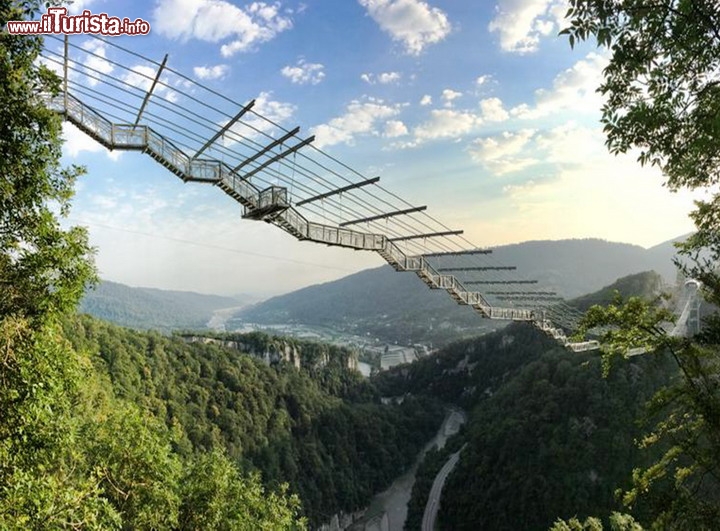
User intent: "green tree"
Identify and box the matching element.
[575,299,720,527]
[0,1,104,526]
[179,450,306,530]
[551,512,642,531]
[1,0,95,324]
[564,1,720,526]
[562,1,720,191]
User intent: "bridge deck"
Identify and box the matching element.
[46,87,595,352]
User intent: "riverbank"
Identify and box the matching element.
[348,409,466,531]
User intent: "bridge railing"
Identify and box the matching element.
[111,124,149,149]
[50,88,602,349]
[219,168,260,207]
[60,94,114,146]
[187,159,223,182]
[276,208,309,237]
[145,129,189,171]
[306,222,385,250]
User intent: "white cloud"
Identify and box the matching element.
[358,0,451,55]
[480,122,700,246]
[468,123,611,177]
[489,0,566,53]
[419,94,432,106]
[152,0,292,57]
[511,52,608,119]
[384,120,409,138]
[253,92,296,124]
[476,74,492,87]
[378,72,401,84]
[123,65,179,102]
[441,89,462,107]
[362,71,402,84]
[413,109,479,142]
[67,0,96,14]
[311,97,402,148]
[223,91,295,141]
[62,122,121,161]
[81,40,113,87]
[480,97,509,122]
[194,64,229,80]
[281,59,325,85]
[468,129,536,175]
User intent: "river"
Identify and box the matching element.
[348,409,465,531]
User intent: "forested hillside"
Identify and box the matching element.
[63,316,444,526]
[569,270,665,312]
[80,280,246,331]
[373,322,678,530]
[235,238,683,345]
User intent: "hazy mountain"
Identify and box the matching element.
[233,237,689,344]
[80,280,249,331]
[490,237,684,297]
[569,270,666,312]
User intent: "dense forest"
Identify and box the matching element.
[62,316,444,526]
[367,274,686,530]
[440,344,674,529]
[376,322,677,530]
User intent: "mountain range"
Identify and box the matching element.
[79,280,249,331]
[230,236,690,345]
[79,236,691,341]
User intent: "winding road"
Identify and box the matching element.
[421,446,465,531]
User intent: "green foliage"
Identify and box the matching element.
[563,3,720,527]
[385,322,677,530]
[562,1,720,192]
[0,2,105,527]
[575,294,676,376]
[550,512,642,531]
[0,0,96,325]
[570,271,665,313]
[0,321,119,529]
[437,346,674,530]
[0,3,308,528]
[575,296,720,527]
[179,450,305,531]
[81,400,182,529]
[373,322,558,407]
[64,316,444,526]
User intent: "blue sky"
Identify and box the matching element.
[51,0,699,296]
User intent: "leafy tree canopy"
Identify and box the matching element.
[563,1,720,191]
[0,0,96,325]
[563,3,720,526]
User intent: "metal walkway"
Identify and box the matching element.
[41,34,675,353]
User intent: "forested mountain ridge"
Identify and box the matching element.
[373,320,678,530]
[79,280,248,331]
[62,316,444,526]
[569,270,666,312]
[373,274,687,530]
[234,237,686,345]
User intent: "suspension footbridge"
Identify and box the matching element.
[38,35,699,352]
